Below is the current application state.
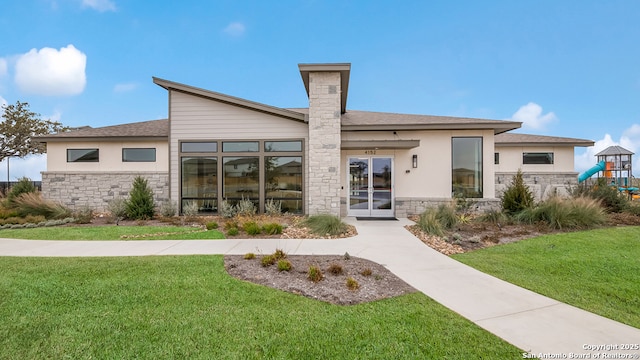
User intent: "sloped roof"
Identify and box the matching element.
[596,145,634,156]
[36,119,169,142]
[495,133,594,147]
[289,108,521,134]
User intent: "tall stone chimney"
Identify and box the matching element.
[299,63,350,216]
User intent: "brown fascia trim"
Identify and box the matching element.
[341,122,522,134]
[341,140,420,150]
[153,77,306,123]
[496,141,595,147]
[298,63,351,114]
[36,136,168,143]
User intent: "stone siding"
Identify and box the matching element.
[495,172,578,200]
[307,71,342,216]
[41,172,169,212]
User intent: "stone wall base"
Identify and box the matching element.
[496,172,578,201]
[41,172,169,212]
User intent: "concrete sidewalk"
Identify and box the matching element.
[1,217,638,357]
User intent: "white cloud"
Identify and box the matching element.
[223,22,246,37]
[114,82,137,93]
[81,0,116,12]
[43,110,62,122]
[14,45,87,96]
[575,124,640,177]
[0,154,47,181]
[0,58,7,77]
[510,102,557,130]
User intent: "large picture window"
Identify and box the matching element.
[523,152,554,164]
[179,140,303,214]
[452,137,483,198]
[67,149,99,162]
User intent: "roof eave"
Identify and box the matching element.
[496,141,595,147]
[153,77,306,122]
[342,122,521,134]
[298,63,351,114]
[36,136,168,143]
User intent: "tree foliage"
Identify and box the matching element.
[0,101,67,162]
[125,176,156,220]
[501,169,534,214]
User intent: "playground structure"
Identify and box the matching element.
[578,145,638,199]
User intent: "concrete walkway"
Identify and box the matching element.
[1,217,638,358]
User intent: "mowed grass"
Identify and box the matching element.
[0,226,225,240]
[0,256,522,359]
[452,226,640,329]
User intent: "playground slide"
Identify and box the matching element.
[578,161,606,183]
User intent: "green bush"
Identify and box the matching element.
[242,221,261,235]
[6,177,36,207]
[436,203,458,229]
[277,259,292,272]
[307,266,323,282]
[479,209,510,224]
[417,208,444,236]
[206,221,218,230]
[261,255,276,267]
[226,227,239,236]
[272,249,287,260]
[107,198,128,219]
[516,196,606,230]
[302,214,347,236]
[243,253,256,260]
[501,169,534,214]
[346,277,360,290]
[73,206,94,224]
[575,179,628,213]
[262,222,283,235]
[125,176,155,220]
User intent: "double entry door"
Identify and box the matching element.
[347,156,394,217]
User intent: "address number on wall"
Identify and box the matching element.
[364,150,377,155]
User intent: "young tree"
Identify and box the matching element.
[125,176,156,220]
[501,169,534,214]
[0,101,67,162]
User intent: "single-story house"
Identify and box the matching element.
[36,63,594,217]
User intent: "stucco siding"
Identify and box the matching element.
[495,146,576,173]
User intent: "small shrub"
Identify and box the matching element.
[417,208,444,236]
[327,263,343,275]
[303,214,347,236]
[479,209,509,224]
[6,177,36,207]
[206,221,218,230]
[501,169,534,214]
[226,227,239,236]
[243,221,262,235]
[107,198,128,219]
[360,268,372,277]
[73,206,94,224]
[581,179,628,213]
[262,222,283,235]
[224,220,239,231]
[277,259,292,272]
[261,255,276,267]
[158,200,178,217]
[308,266,323,282]
[182,201,199,217]
[13,192,71,219]
[219,200,236,218]
[236,197,256,217]
[516,196,606,230]
[265,198,282,216]
[436,203,458,229]
[343,252,351,260]
[272,248,287,260]
[243,252,256,260]
[346,277,360,291]
[125,176,155,220]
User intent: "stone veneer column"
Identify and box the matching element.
[307,71,341,216]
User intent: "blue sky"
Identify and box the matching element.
[1,0,639,180]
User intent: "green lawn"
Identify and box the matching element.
[0,256,522,359]
[0,225,225,240]
[452,226,640,329]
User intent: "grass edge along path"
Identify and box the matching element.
[452,226,640,329]
[0,255,522,359]
[0,225,225,240]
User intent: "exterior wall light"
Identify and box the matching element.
[412,154,418,168]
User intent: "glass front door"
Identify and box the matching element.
[348,157,394,217]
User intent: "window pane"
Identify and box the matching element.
[452,137,483,198]
[67,149,99,162]
[265,141,302,152]
[523,152,554,164]
[181,142,217,153]
[494,153,500,165]
[222,141,259,152]
[265,156,302,214]
[223,157,259,201]
[181,157,217,213]
[123,148,156,162]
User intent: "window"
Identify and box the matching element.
[223,141,259,152]
[181,157,217,213]
[265,156,303,213]
[67,149,99,162]
[265,141,303,152]
[223,156,260,209]
[123,148,156,162]
[181,142,217,153]
[523,152,554,164]
[452,137,483,198]
[494,152,499,165]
